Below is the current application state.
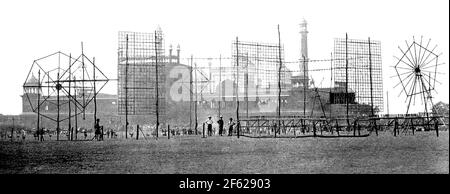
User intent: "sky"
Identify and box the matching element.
[0,0,448,115]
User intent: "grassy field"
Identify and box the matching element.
[0,131,448,174]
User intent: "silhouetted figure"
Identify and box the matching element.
[206,116,213,136]
[100,126,104,140]
[217,116,224,136]
[21,129,26,140]
[39,128,45,141]
[34,129,38,140]
[228,118,235,136]
[83,129,88,140]
[94,119,101,141]
[66,128,70,140]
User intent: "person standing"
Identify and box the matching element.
[83,129,87,140]
[217,116,224,136]
[34,128,39,141]
[205,116,213,136]
[39,128,45,141]
[228,118,235,136]
[21,129,26,140]
[94,119,101,141]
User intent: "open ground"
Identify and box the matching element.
[0,131,448,174]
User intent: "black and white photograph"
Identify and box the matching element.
[0,0,448,184]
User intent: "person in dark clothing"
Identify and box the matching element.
[100,126,104,140]
[217,116,224,136]
[94,119,101,141]
[83,129,88,140]
[205,116,213,136]
[34,129,39,141]
[228,118,235,136]
[21,129,26,140]
[39,128,45,141]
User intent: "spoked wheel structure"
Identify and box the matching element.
[22,45,109,141]
[393,36,444,132]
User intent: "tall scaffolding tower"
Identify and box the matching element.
[117,30,166,136]
[231,40,290,104]
[333,36,383,117]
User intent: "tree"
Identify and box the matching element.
[432,101,449,115]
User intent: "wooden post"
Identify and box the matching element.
[320,122,323,135]
[237,122,240,138]
[93,57,98,140]
[368,38,375,117]
[375,122,378,136]
[101,126,104,141]
[394,119,397,137]
[313,121,316,137]
[301,120,305,134]
[168,124,170,139]
[194,57,198,136]
[11,117,14,141]
[435,121,439,137]
[345,33,350,130]
[195,122,198,136]
[277,25,282,138]
[245,53,249,119]
[202,123,205,138]
[81,43,86,120]
[56,72,60,141]
[189,55,193,134]
[330,52,333,118]
[125,35,129,139]
[219,54,222,118]
[303,55,306,122]
[155,32,160,139]
[74,75,77,140]
[257,119,260,136]
[37,70,40,141]
[235,37,240,138]
[68,54,72,141]
[136,125,139,140]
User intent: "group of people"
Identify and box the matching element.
[94,119,117,140]
[1,129,27,140]
[3,116,241,142]
[204,115,237,137]
[34,128,47,141]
